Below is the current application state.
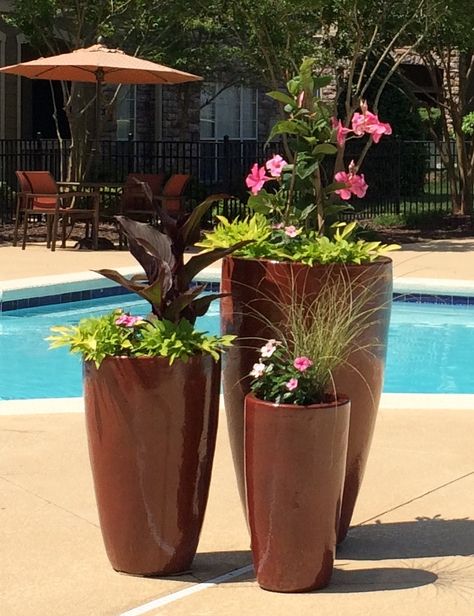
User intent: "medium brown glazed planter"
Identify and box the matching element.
[221,255,392,542]
[245,393,350,592]
[83,354,220,576]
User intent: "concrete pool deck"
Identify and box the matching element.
[1,238,474,615]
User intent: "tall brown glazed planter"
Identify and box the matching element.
[222,256,392,542]
[83,354,220,576]
[245,394,350,592]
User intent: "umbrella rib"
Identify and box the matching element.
[26,65,175,84]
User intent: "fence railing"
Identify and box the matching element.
[0,137,462,224]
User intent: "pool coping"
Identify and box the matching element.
[1,393,473,415]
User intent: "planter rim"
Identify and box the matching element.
[245,392,350,411]
[225,255,393,267]
[83,353,218,366]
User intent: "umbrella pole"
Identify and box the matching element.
[91,68,104,178]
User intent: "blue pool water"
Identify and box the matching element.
[1,297,473,399]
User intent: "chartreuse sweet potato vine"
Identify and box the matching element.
[48,309,235,367]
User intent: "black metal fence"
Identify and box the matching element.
[0,137,460,224]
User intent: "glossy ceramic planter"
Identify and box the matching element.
[221,256,392,542]
[245,393,350,592]
[83,354,220,575]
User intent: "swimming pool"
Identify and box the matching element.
[1,296,473,399]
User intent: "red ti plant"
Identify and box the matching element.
[96,194,250,324]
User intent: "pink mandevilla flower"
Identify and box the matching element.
[250,362,266,378]
[115,314,142,327]
[265,154,288,178]
[331,117,352,146]
[293,356,313,372]
[245,163,271,195]
[286,378,299,391]
[351,102,392,143]
[334,160,368,200]
[284,225,301,238]
[260,339,279,358]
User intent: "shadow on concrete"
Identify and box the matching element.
[192,550,254,582]
[338,516,474,560]
[401,239,474,252]
[323,566,437,593]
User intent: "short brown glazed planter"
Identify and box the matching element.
[222,255,392,543]
[83,354,220,576]
[245,393,350,592]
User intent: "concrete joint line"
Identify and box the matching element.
[358,470,474,526]
[119,564,254,615]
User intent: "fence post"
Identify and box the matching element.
[222,134,231,192]
[127,132,134,175]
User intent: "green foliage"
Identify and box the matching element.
[197,214,273,259]
[249,270,384,404]
[370,213,405,228]
[462,112,474,136]
[284,222,400,265]
[201,216,399,264]
[48,309,234,367]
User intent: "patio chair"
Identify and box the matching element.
[119,172,166,220]
[13,171,100,251]
[154,173,191,218]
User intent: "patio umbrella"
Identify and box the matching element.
[0,43,202,140]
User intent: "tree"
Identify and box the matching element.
[412,0,474,215]
[6,1,163,179]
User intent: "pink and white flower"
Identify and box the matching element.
[115,314,143,327]
[250,362,266,378]
[284,225,302,238]
[265,154,288,178]
[260,339,280,358]
[293,356,313,372]
[286,378,299,391]
[245,163,271,195]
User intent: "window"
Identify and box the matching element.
[200,83,257,140]
[116,85,137,140]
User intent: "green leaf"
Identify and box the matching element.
[314,143,338,156]
[312,75,332,90]
[296,159,319,179]
[266,90,296,107]
[267,120,304,141]
[247,193,272,214]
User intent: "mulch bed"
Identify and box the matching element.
[0,221,120,249]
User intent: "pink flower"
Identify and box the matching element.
[332,117,352,146]
[272,222,284,229]
[286,378,299,391]
[293,356,313,372]
[260,339,280,358]
[265,154,288,178]
[334,161,368,200]
[115,314,142,327]
[245,163,271,195]
[284,225,301,238]
[351,103,392,143]
[250,362,266,378]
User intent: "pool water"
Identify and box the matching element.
[1,297,474,399]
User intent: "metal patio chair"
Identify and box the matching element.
[13,171,100,251]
